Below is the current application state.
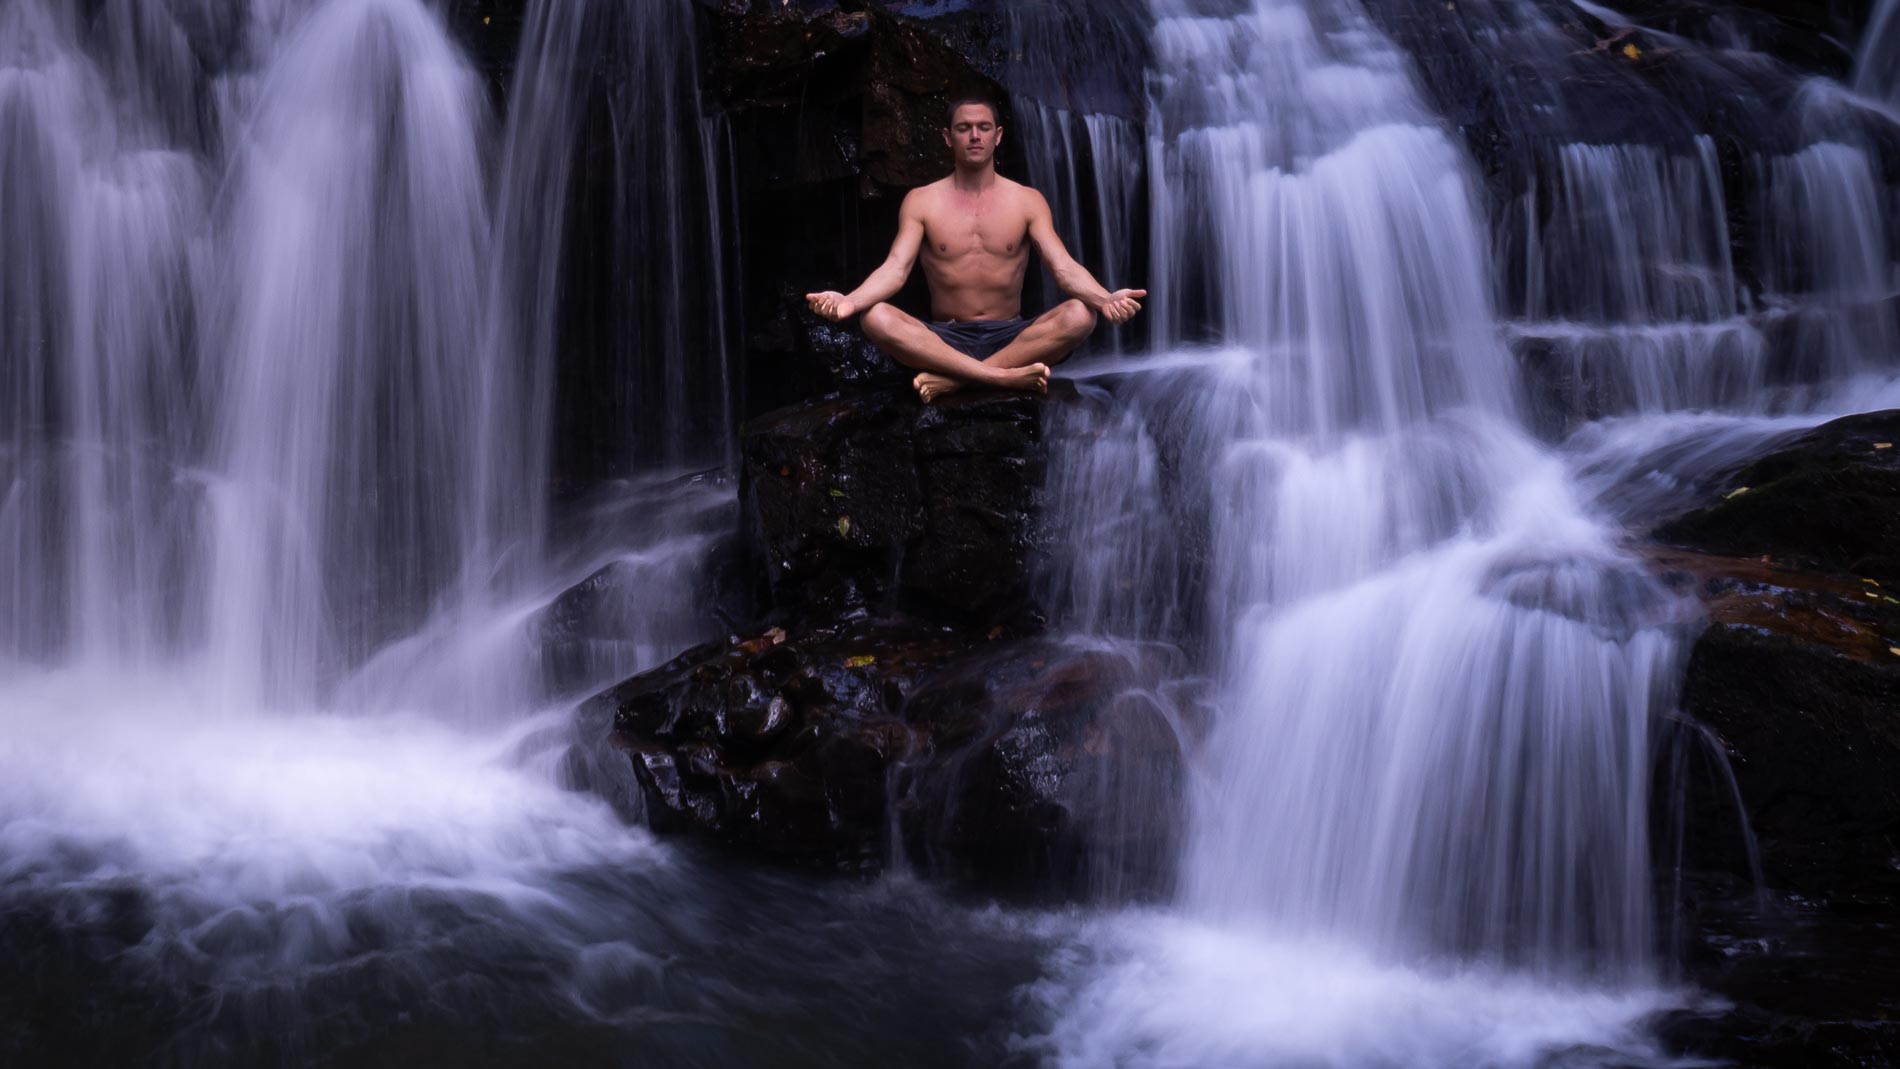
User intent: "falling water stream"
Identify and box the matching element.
[3,0,1898,1065]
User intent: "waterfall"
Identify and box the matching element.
[1037,0,1696,998]
[1,0,212,666]
[204,0,494,704]
[0,0,731,710]
[494,0,734,482]
[1005,0,1149,352]
[1859,0,1899,103]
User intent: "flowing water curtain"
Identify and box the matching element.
[1144,0,1512,435]
[1040,0,1690,981]
[0,0,213,665]
[493,0,734,491]
[1002,0,1148,352]
[1758,139,1899,380]
[1394,0,1900,429]
[206,0,493,704]
[1859,0,1900,104]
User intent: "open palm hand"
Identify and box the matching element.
[1101,288,1147,325]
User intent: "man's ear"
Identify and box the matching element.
[941,127,953,150]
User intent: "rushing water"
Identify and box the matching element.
[1861,0,1900,104]
[3,0,1899,1065]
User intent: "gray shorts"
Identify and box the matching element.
[926,317,1031,359]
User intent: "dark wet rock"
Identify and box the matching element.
[1659,872,1900,1069]
[595,619,963,869]
[1642,412,1900,1064]
[1648,546,1900,894]
[590,620,1191,898]
[1655,410,1900,583]
[896,638,1197,900]
[708,4,1007,193]
[742,383,1094,625]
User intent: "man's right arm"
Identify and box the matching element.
[807,190,927,322]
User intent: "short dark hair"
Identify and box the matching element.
[944,95,1001,128]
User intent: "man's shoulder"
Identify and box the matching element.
[1002,177,1047,211]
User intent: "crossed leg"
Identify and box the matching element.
[861,300,1096,404]
[907,300,1097,403]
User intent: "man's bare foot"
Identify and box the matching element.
[997,362,1050,396]
[914,372,963,404]
[913,364,1049,404]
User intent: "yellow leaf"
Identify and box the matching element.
[1724,486,1750,500]
[1889,647,1900,657]
[1866,578,1882,587]
[844,654,876,668]
[1876,442,1893,450]
[828,489,845,498]
[1866,591,1881,599]
[837,516,852,536]
[1622,42,1641,60]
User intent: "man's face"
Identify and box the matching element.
[943,104,1001,168]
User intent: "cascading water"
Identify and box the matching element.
[0,1,757,1061]
[493,0,735,480]
[1151,0,1679,962]
[1004,0,1149,353]
[1860,0,1899,104]
[1025,0,1760,1061]
[4,0,1900,1063]
[206,0,496,704]
[0,0,212,666]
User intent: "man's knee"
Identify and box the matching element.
[861,302,901,343]
[1058,299,1097,341]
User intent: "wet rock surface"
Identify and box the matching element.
[1645,411,1900,1066]
[584,383,1189,899]
[1657,410,1900,583]
[589,620,1190,899]
[1653,547,1900,889]
[742,384,1083,624]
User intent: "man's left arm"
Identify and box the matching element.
[1026,192,1146,324]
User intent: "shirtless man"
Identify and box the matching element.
[805,97,1146,403]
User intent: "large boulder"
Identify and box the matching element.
[1656,410,1900,583]
[587,620,1190,899]
[1652,547,1900,889]
[1646,411,1900,892]
[1643,412,1900,1067]
[741,384,1089,624]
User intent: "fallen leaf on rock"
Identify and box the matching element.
[765,627,787,645]
[1875,442,1893,450]
[837,516,852,536]
[1866,578,1883,587]
[844,654,876,668]
[828,489,845,498]
[1724,486,1750,500]
[1890,647,1900,657]
[1622,42,1641,60]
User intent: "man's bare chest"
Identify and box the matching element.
[922,208,1030,264]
